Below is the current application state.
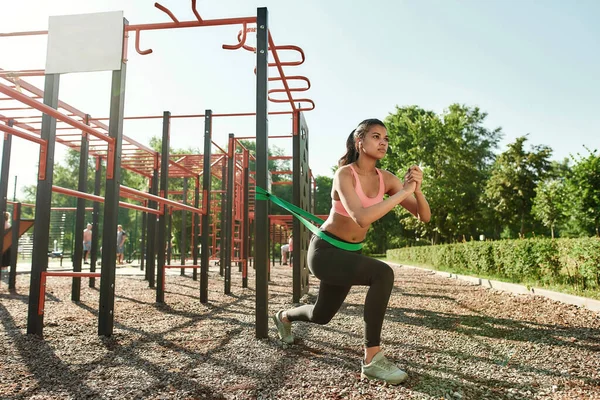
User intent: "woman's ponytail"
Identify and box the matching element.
[338,130,359,166]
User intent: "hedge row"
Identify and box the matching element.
[387,237,600,290]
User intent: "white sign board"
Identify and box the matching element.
[45,11,124,74]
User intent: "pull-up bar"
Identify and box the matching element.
[52,185,162,216]
[120,186,204,215]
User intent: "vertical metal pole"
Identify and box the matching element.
[8,202,21,290]
[140,208,147,271]
[156,111,170,303]
[90,157,102,288]
[180,177,188,275]
[192,176,200,281]
[0,119,13,275]
[292,112,300,302]
[12,176,17,202]
[219,160,226,276]
[167,209,172,265]
[255,7,269,338]
[271,220,275,267]
[132,210,138,263]
[72,116,90,302]
[27,73,60,336]
[146,167,158,287]
[98,36,127,336]
[98,48,128,337]
[250,219,254,268]
[225,134,235,295]
[200,110,212,303]
[242,149,249,288]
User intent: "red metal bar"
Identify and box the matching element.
[0,107,34,111]
[38,271,102,315]
[120,190,151,202]
[7,201,35,208]
[0,122,45,145]
[1,72,112,133]
[50,207,94,211]
[90,110,293,122]
[120,185,202,215]
[169,159,197,177]
[129,16,256,31]
[52,185,104,203]
[0,15,257,37]
[122,201,162,215]
[120,165,154,178]
[134,29,153,55]
[0,70,45,77]
[52,185,162,215]
[191,0,204,22]
[211,140,227,155]
[222,23,249,50]
[234,135,292,140]
[269,34,295,112]
[44,271,102,277]
[0,82,114,144]
[155,3,180,24]
[0,30,48,37]
[0,96,40,100]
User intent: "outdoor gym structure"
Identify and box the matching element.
[0,3,316,338]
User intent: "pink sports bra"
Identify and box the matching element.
[332,165,385,217]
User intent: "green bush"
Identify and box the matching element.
[387,237,600,291]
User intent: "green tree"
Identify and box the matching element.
[382,104,501,244]
[313,175,333,215]
[565,147,600,237]
[484,136,552,238]
[532,178,566,238]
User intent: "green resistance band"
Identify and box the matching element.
[255,186,363,251]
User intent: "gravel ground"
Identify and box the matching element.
[1,262,599,400]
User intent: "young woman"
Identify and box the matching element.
[272,118,430,384]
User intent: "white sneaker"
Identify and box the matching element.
[361,352,408,384]
[272,310,294,344]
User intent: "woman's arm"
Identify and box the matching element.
[384,167,431,222]
[334,166,416,228]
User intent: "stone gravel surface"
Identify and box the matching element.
[1,262,599,399]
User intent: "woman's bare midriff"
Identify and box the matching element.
[320,211,370,243]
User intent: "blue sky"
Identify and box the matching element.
[0,0,598,198]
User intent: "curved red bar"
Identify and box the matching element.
[154,2,180,24]
[135,29,153,55]
[222,23,249,50]
[191,0,204,22]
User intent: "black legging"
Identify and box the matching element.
[286,231,395,348]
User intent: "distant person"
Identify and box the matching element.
[117,225,127,265]
[288,234,293,266]
[82,223,92,265]
[280,242,289,265]
[2,212,11,267]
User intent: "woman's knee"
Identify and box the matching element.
[310,308,335,325]
[374,262,395,290]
